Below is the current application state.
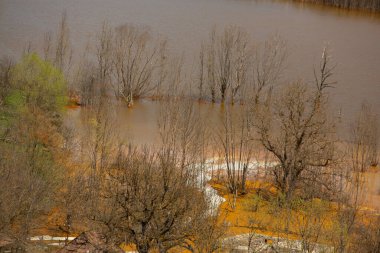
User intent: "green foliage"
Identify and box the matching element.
[1,53,68,136]
[0,53,66,241]
[4,90,25,111]
[9,53,67,115]
[0,90,24,132]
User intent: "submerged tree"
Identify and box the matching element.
[199,26,251,104]
[96,21,114,86]
[198,27,287,105]
[113,24,167,107]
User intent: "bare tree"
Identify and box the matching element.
[350,215,380,253]
[200,26,251,104]
[226,27,250,104]
[96,21,114,91]
[0,133,59,245]
[43,31,53,61]
[84,97,117,183]
[350,102,379,171]
[206,28,217,103]
[54,11,72,75]
[75,94,122,244]
[39,12,73,86]
[77,63,97,106]
[59,167,87,243]
[254,48,335,200]
[330,156,365,253]
[72,46,98,106]
[291,199,329,252]
[113,24,167,107]
[218,104,253,199]
[251,34,287,105]
[73,28,111,107]
[198,44,206,101]
[158,97,203,171]
[181,211,227,253]
[157,58,209,174]
[330,102,378,253]
[86,147,209,253]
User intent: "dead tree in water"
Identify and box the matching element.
[113,24,167,107]
[96,21,114,94]
[251,34,287,105]
[200,26,251,104]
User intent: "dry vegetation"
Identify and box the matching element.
[0,13,379,253]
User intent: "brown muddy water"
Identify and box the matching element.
[67,99,229,146]
[0,0,379,140]
[1,0,380,128]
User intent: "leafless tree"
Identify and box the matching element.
[350,215,380,253]
[156,58,210,176]
[40,12,73,85]
[75,94,122,244]
[58,166,87,243]
[254,48,336,200]
[200,26,252,104]
[43,31,53,62]
[54,11,73,75]
[205,29,217,103]
[251,34,287,105]
[113,24,167,107]
[72,23,113,107]
[96,21,114,94]
[330,157,365,253]
[350,102,379,171]
[291,199,329,252]
[158,97,203,171]
[85,146,209,253]
[72,46,98,106]
[0,137,59,245]
[330,102,378,253]
[218,104,253,199]
[181,210,227,253]
[84,97,117,183]
[198,44,206,101]
[78,64,97,106]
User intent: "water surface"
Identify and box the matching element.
[1,0,379,139]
